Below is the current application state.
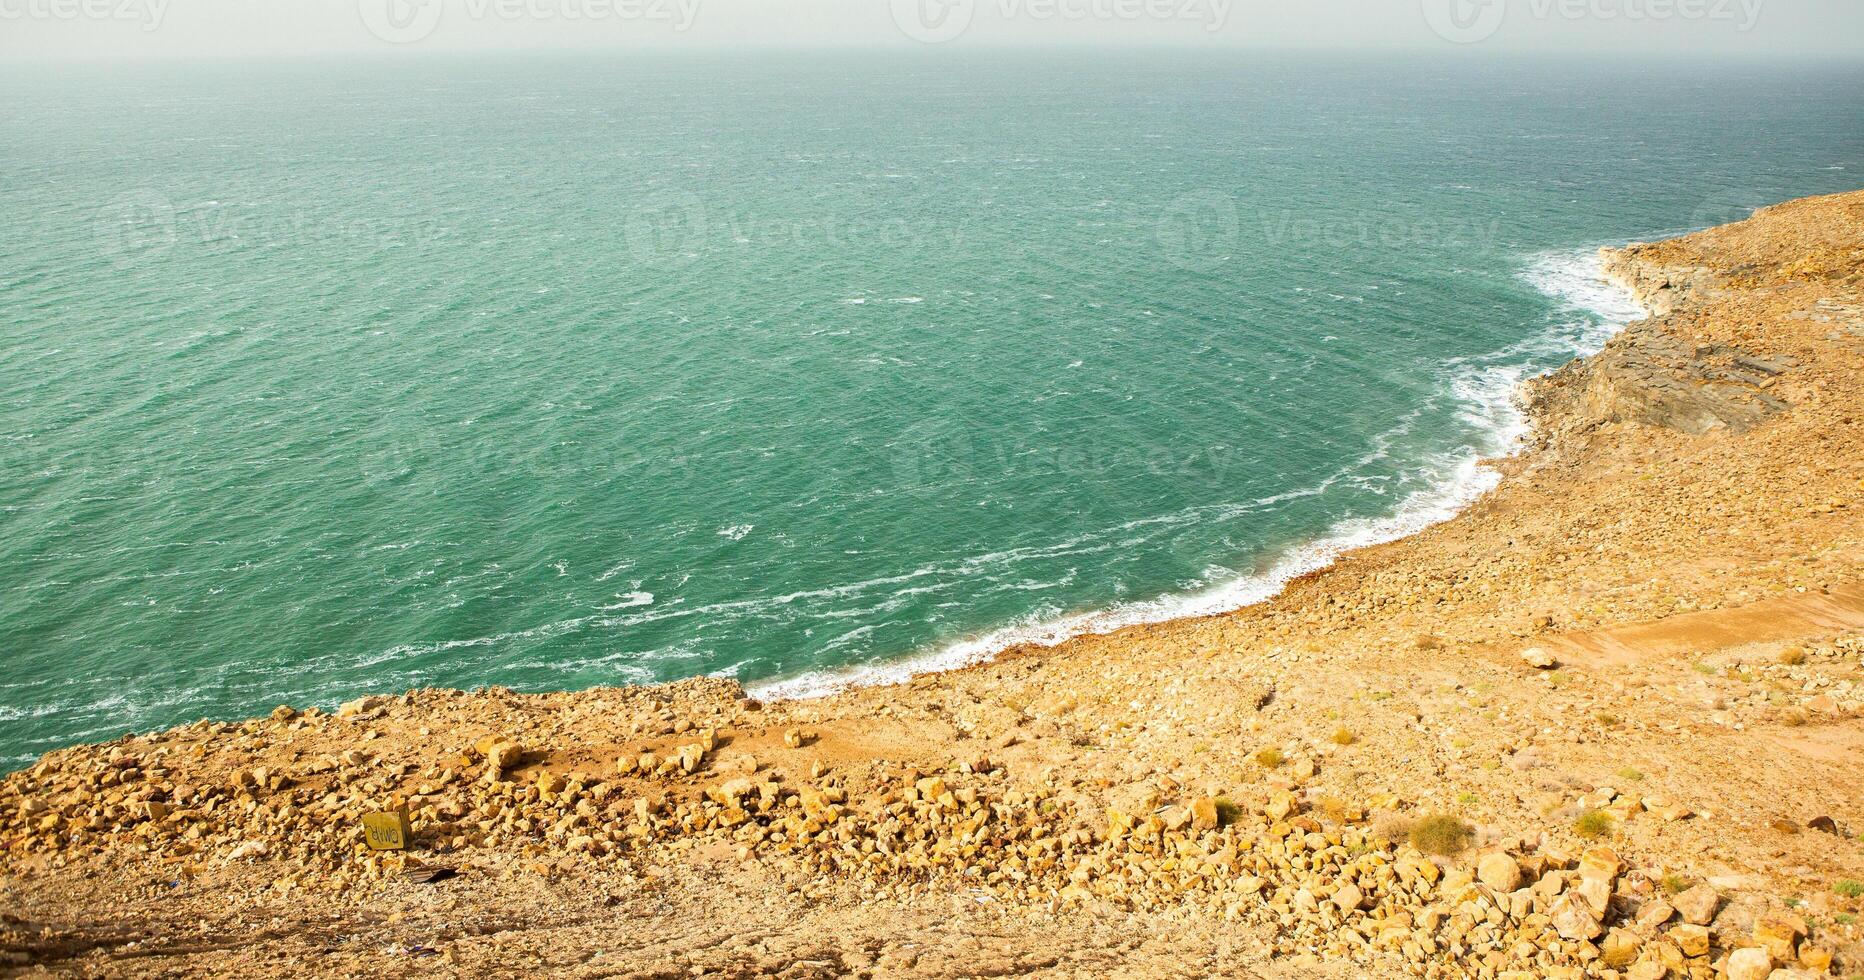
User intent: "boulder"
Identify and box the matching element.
[1549,891,1603,941]
[1478,852,1523,892]
[1672,883,1721,925]
[337,695,386,719]
[483,741,523,779]
[1724,948,1773,980]
[1190,797,1220,832]
[1634,897,1674,931]
[1670,923,1710,957]
[1752,911,1807,961]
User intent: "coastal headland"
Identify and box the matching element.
[3,190,1862,978]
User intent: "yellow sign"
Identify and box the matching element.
[362,809,412,851]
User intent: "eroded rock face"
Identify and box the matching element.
[1522,242,1810,438]
[1528,319,1791,436]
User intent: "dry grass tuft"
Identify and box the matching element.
[1214,798,1244,827]
[1253,747,1285,769]
[1574,809,1616,839]
[1409,814,1475,856]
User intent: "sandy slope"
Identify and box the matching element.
[3,191,1862,979]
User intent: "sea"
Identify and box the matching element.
[3,50,1862,769]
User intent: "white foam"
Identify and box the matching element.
[750,248,1646,702]
[600,591,655,611]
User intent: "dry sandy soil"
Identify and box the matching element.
[3,191,1862,979]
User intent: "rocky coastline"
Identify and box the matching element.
[3,191,1862,978]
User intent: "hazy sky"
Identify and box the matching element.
[3,0,1859,62]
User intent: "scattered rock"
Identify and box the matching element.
[1477,852,1522,892]
[1672,883,1721,925]
[1724,947,1773,980]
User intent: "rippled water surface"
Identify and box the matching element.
[3,52,1862,767]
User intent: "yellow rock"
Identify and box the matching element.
[1724,947,1773,980]
[1751,911,1806,961]
[1477,852,1522,892]
[1190,797,1220,831]
[1670,923,1710,958]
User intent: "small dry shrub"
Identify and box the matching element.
[1214,798,1244,827]
[1409,814,1475,856]
[1372,814,1412,844]
[1574,809,1616,839]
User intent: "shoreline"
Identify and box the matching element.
[751,248,1650,703]
[5,190,1861,978]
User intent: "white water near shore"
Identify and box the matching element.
[750,248,1648,701]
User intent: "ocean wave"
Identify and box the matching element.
[750,248,1645,702]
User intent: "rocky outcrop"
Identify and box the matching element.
[1525,247,1792,436]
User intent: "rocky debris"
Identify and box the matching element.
[9,691,1853,980]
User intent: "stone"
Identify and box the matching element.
[707,778,753,806]
[484,741,523,775]
[1752,911,1806,961]
[1724,948,1773,980]
[1650,800,1694,822]
[1266,790,1298,821]
[1798,946,1833,972]
[337,695,386,719]
[1634,897,1675,931]
[1576,874,1613,916]
[1670,922,1710,957]
[1522,647,1558,669]
[1549,891,1603,941]
[1478,853,1523,892]
[228,840,271,861]
[1190,797,1220,831]
[1578,846,1622,882]
[1334,883,1365,912]
[1672,884,1720,925]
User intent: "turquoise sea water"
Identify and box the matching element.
[3,52,1862,768]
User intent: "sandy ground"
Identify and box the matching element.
[3,190,1862,979]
